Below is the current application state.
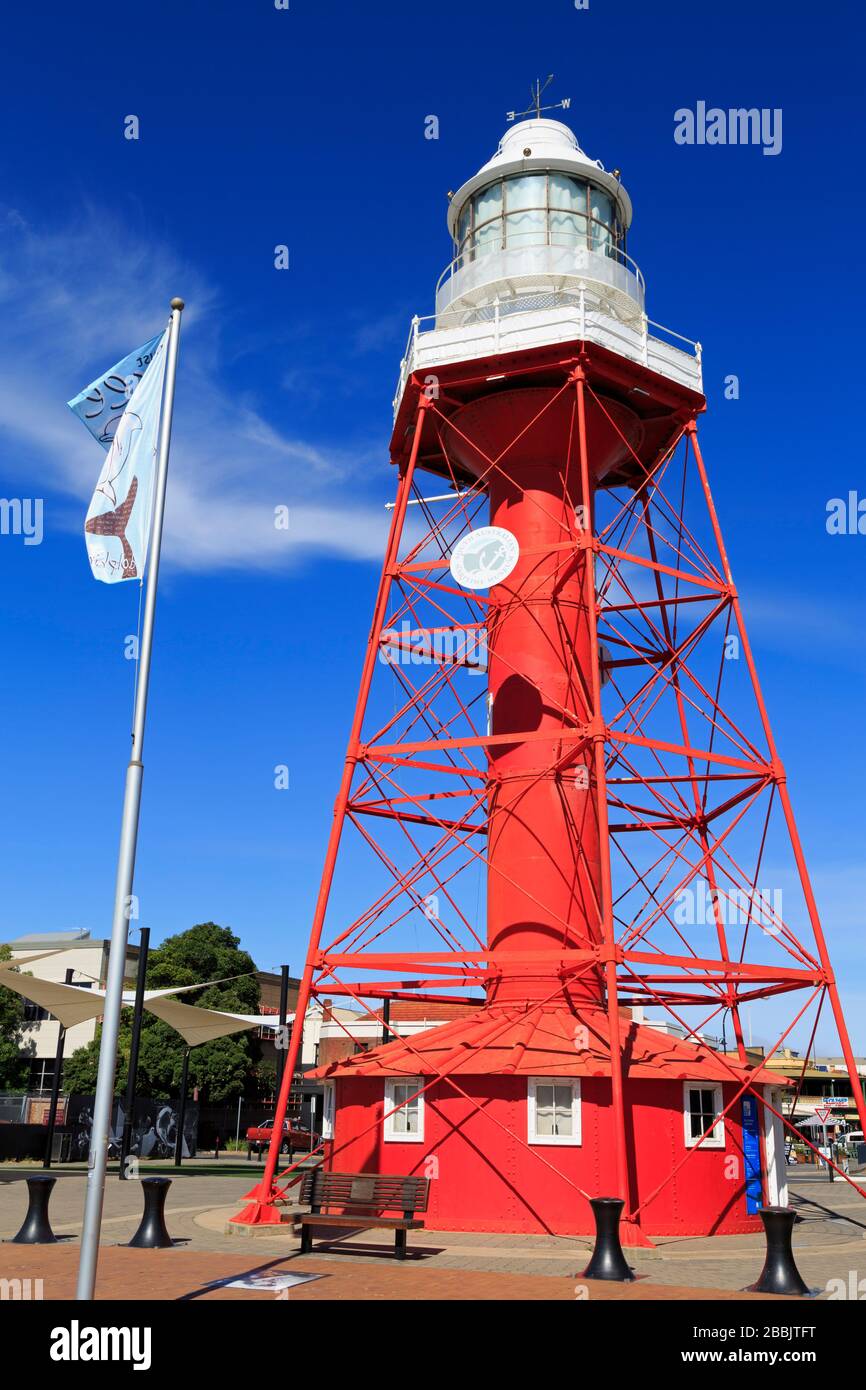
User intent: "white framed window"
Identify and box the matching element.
[683,1082,725,1148]
[384,1077,425,1143]
[528,1077,582,1146]
[321,1081,335,1141]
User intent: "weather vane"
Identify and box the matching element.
[506,75,571,123]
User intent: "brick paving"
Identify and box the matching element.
[0,1244,788,1302]
[1,1164,864,1300]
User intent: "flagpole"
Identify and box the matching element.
[76,297,185,1302]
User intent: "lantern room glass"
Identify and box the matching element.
[456,171,624,265]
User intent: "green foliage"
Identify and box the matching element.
[250,1058,276,1100]
[61,1029,116,1097]
[146,921,259,1007]
[64,923,266,1104]
[0,944,32,1090]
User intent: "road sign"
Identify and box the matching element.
[814,1106,832,1123]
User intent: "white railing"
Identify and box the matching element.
[435,240,646,318]
[393,286,702,415]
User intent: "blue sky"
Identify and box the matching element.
[0,0,864,1051]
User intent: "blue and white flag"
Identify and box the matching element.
[68,333,167,583]
[68,333,164,448]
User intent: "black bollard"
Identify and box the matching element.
[127,1177,174,1249]
[581,1196,634,1282]
[10,1175,58,1244]
[746,1206,811,1296]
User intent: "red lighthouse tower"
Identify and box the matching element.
[236,112,866,1240]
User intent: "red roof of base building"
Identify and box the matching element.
[307,1002,791,1086]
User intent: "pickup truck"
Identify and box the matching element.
[245,1118,320,1157]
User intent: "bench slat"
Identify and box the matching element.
[301,1170,430,1214]
[299,1215,423,1230]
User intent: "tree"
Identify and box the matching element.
[0,944,33,1090]
[61,1032,110,1097]
[64,923,264,1104]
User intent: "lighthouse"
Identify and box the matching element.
[235,105,866,1240]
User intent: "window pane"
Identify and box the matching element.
[590,189,613,252]
[504,175,546,249]
[473,184,502,248]
[506,212,546,249]
[475,182,502,222]
[535,1084,555,1135]
[549,210,586,248]
[553,1085,573,1136]
[506,174,546,211]
[549,174,585,210]
[475,222,502,253]
[390,1082,419,1134]
[591,189,613,226]
[591,221,613,252]
[688,1088,718,1139]
[470,184,501,255]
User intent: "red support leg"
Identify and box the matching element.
[689,421,866,1138]
[231,399,430,1225]
[574,366,644,1242]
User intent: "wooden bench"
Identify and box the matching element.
[298,1170,430,1259]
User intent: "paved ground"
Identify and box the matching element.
[1,1162,864,1300]
[1,1244,792,1302]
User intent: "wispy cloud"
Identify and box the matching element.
[738,588,862,659]
[0,205,391,571]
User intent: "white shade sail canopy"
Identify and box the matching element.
[0,963,285,1045]
[143,995,285,1047]
[0,971,111,1030]
[0,950,62,971]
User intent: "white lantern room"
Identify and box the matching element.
[439,118,640,325]
[393,117,702,417]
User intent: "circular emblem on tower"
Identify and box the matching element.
[449,526,520,590]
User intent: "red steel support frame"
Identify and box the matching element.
[689,423,866,1139]
[574,364,632,1217]
[233,352,866,1228]
[234,398,429,1223]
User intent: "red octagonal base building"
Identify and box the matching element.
[310,998,789,1238]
